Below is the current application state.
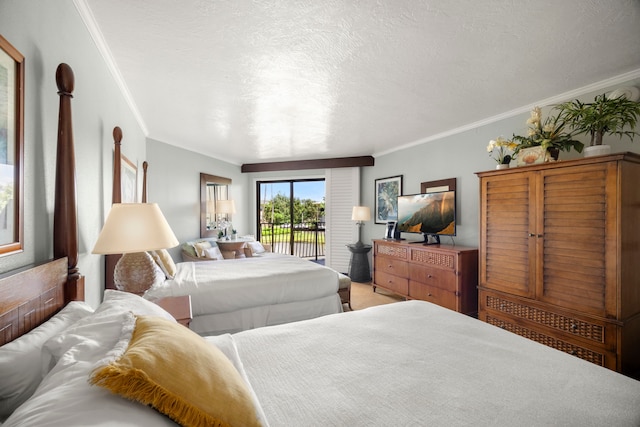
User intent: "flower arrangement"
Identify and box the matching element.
[512,107,584,156]
[487,136,517,164]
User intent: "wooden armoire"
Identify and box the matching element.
[476,152,640,377]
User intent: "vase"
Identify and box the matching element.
[516,146,552,166]
[583,145,611,157]
[495,164,509,170]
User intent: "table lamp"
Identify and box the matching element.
[92,203,179,294]
[351,206,371,248]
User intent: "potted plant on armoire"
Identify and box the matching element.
[556,88,640,157]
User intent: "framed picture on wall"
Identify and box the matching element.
[374,175,403,224]
[0,35,24,256]
[420,177,456,194]
[120,154,137,203]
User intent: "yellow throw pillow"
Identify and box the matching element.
[90,315,262,427]
[148,249,177,279]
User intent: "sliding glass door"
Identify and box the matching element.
[257,179,325,260]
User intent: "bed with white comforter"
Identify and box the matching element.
[144,253,342,335]
[4,291,640,426]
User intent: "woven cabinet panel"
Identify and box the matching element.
[412,250,454,269]
[377,244,408,260]
[486,295,604,344]
[486,315,604,366]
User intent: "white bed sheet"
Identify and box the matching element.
[215,300,640,427]
[191,293,342,335]
[144,253,340,317]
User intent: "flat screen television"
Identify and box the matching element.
[396,190,456,244]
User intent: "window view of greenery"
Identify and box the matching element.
[259,180,325,260]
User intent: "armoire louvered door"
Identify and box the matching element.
[477,152,640,378]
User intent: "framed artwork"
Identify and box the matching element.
[120,154,137,203]
[421,177,458,218]
[420,177,456,194]
[375,175,403,224]
[0,36,24,256]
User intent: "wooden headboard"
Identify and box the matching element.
[0,63,84,346]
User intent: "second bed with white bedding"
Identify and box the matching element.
[144,253,342,335]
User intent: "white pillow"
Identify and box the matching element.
[204,246,224,260]
[193,241,213,257]
[0,301,94,420]
[247,241,266,255]
[4,312,179,427]
[43,290,175,368]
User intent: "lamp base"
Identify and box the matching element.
[114,252,164,295]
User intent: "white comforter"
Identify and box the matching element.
[211,300,640,427]
[5,294,640,426]
[144,253,339,317]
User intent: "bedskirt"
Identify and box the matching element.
[191,293,342,335]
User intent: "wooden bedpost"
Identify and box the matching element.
[105,127,123,290]
[112,127,122,204]
[53,63,84,301]
[142,161,148,203]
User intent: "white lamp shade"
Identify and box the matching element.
[351,206,371,222]
[217,199,236,215]
[92,203,179,254]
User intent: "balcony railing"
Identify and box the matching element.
[259,221,325,260]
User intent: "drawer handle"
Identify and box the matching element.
[427,274,433,278]
[569,350,577,356]
[427,293,432,297]
[570,323,578,331]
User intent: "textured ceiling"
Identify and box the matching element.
[79,0,640,165]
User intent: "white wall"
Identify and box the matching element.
[0,0,146,307]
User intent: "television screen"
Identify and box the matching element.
[396,190,456,236]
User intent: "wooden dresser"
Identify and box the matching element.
[477,152,640,377]
[372,240,478,316]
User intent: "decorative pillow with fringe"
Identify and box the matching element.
[90,314,262,427]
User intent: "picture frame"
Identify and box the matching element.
[0,36,24,256]
[420,177,456,194]
[421,177,458,219]
[375,175,403,224]
[120,154,137,203]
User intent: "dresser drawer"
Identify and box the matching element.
[409,264,455,291]
[409,281,457,311]
[375,242,409,261]
[374,271,408,296]
[411,248,456,270]
[374,256,409,277]
[481,292,616,349]
[484,314,617,371]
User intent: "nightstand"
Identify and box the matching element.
[154,295,192,327]
[346,243,372,282]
